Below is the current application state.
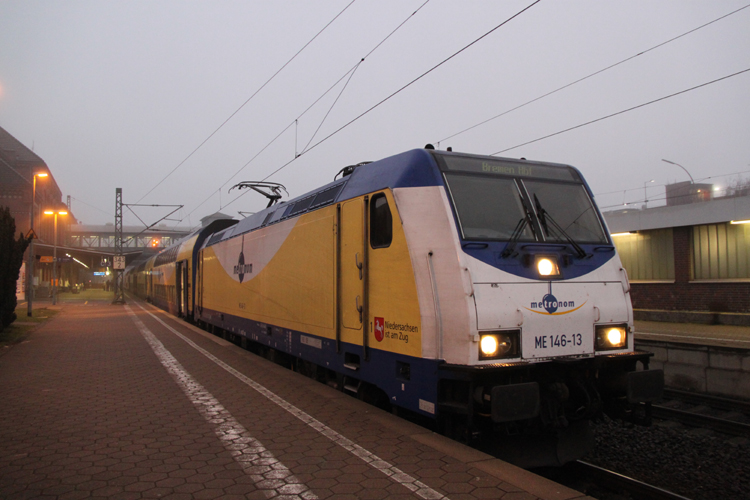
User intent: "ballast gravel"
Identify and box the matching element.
[580,417,750,499]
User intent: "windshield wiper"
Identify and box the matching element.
[533,194,587,259]
[501,203,536,258]
[501,218,528,258]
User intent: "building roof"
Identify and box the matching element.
[0,125,64,207]
[0,125,46,165]
[604,194,750,233]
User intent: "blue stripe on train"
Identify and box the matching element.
[200,307,441,418]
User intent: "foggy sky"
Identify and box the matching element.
[1,1,749,228]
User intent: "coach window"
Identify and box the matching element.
[370,193,392,248]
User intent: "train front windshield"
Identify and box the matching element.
[436,154,608,244]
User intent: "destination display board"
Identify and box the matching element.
[436,154,579,182]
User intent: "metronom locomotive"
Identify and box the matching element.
[126,147,663,467]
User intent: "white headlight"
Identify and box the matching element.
[606,328,624,345]
[478,331,519,360]
[595,324,628,350]
[536,257,560,277]
[480,335,499,356]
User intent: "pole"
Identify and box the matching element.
[644,179,654,209]
[112,188,125,304]
[52,213,58,306]
[27,176,36,316]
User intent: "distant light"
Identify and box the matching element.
[43,210,54,215]
[59,211,68,215]
[72,257,89,269]
[730,220,750,225]
[611,232,637,237]
[36,173,48,178]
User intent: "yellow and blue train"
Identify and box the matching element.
[126,147,663,466]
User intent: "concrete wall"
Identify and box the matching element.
[638,340,750,399]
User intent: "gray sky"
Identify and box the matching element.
[2,1,749,228]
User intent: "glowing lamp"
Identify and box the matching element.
[536,257,560,277]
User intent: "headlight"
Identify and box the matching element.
[479,330,520,360]
[480,335,499,356]
[595,324,628,351]
[536,256,560,277]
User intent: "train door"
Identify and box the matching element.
[176,260,188,318]
[196,252,203,318]
[338,197,369,359]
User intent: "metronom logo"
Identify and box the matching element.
[234,263,253,275]
[234,250,252,283]
[523,283,586,316]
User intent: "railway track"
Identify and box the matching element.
[651,389,750,437]
[570,461,692,500]
[536,460,691,500]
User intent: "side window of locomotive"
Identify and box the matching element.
[370,193,393,249]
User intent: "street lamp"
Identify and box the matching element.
[27,172,48,317]
[644,179,654,208]
[43,209,67,306]
[661,159,695,183]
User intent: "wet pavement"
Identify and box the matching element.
[1,297,591,500]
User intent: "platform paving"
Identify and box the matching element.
[0,298,592,500]
[635,319,750,349]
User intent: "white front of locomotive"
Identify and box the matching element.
[469,255,633,364]
[396,151,661,464]
[434,153,634,366]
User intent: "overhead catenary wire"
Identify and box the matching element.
[435,2,750,146]
[599,188,739,211]
[71,197,112,218]
[301,59,364,154]
[135,0,358,205]
[594,169,750,198]
[490,67,750,156]
[220,0,543,213]
[178,0,436,222]
[183,61,369,221]
[596,169,750,210]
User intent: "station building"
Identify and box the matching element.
[604,184,750,325]
[1,125,193,295]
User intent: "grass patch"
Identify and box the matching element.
[0,307,60,347]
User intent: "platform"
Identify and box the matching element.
[635,319,750,350]
[0,297,592,500]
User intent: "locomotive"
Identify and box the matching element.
[126,147,663,467]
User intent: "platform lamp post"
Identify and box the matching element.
[27,172,48,317]
[661,159,695,183]
[643,179,654,208]
[43,209,67,306]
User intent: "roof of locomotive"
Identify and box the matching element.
[202,148,585,247]
[203,149,439,246]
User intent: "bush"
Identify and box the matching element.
[0,206,30,333]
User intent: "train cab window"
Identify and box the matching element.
[370,193,392,248]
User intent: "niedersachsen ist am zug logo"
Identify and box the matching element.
[523,282,586,316]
